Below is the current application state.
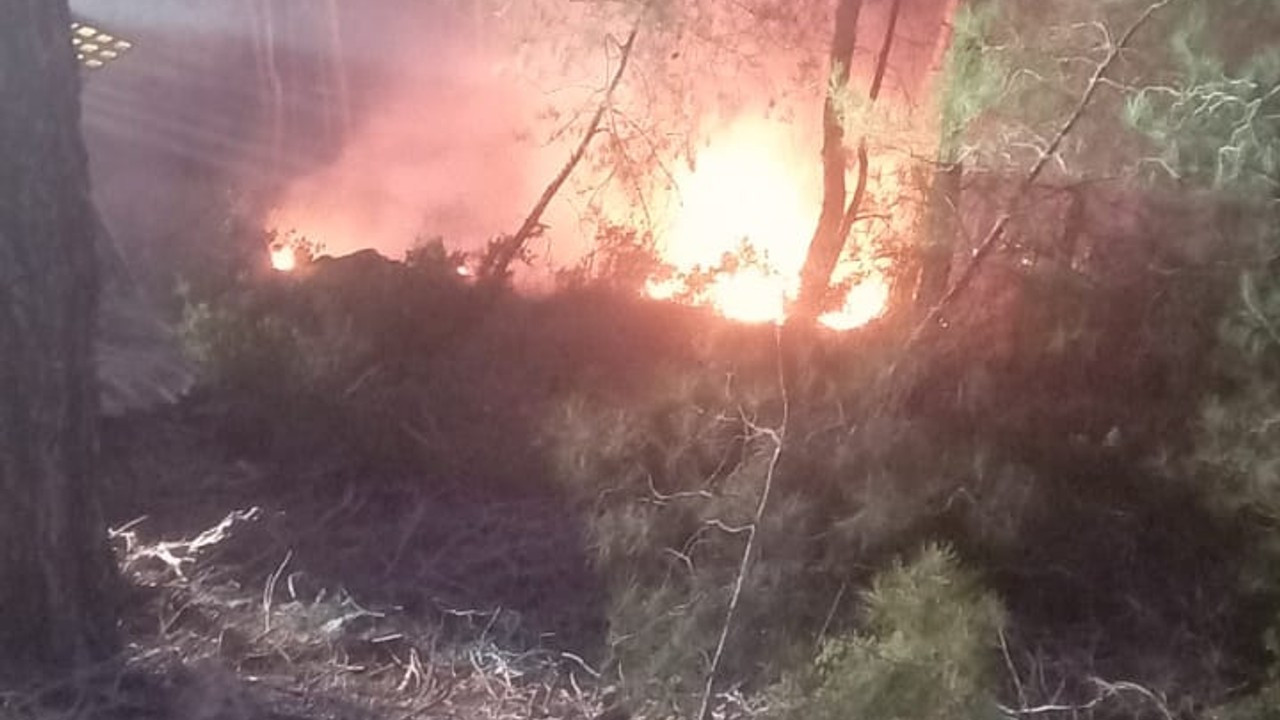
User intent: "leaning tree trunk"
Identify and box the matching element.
[0,0,119,674]
[794,0,863,321]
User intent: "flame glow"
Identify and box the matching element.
[818,277,892,331]
[648,117,889,329]
[708,267,791,325]
[270,244,297,272]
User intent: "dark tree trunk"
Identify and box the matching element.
[794,0,863,320]
[0,0,119,675]
[915,160,961,310]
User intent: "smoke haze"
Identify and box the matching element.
[72,0,959,291]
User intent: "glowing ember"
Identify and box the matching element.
[270,244,297,272]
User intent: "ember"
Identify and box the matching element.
[269,244,297,272]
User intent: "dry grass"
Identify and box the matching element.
[2,499,616,720]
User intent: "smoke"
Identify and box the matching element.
[268,5,554,261]
[74,0,574,285]
[73,0,960,296]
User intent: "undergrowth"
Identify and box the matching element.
[149,191,1280,719]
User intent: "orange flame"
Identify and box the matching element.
[818,277,891,331]
[649,117,888,329]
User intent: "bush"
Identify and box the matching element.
[788,543,1006,720]
[175,245,480,463]
[1195,267,1280,524]
[179,291,312,401]
[541,344,1026,714]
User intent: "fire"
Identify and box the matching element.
[649,117,889,330]
[709,267,791,325]
[263,117,893,329]
[269,244,297,272]
[818,276,891,331]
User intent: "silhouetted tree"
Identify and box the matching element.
[0,0,119,674]
[793,0,864,321]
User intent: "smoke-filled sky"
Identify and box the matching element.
[75,0,554,267]
[73,0,956,296]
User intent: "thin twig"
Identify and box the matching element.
[997,676,1175,719]
[695,326,789,720]
[262,549,293,634]
[815,580,848,649]
[998,627,1028,711]
[1241,272,1280,347]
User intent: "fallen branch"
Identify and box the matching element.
[997,676,1174,720]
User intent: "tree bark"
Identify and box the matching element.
[0,0,119,675]
[794,0,863,320]
[915,160,961,309]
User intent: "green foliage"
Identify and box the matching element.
[1125,45,1280,190]
[828,61,915,143]
[404,235,471,280]
[789,544,1005,720]
[178,290,310,400]
[1168,5,1280,702]
[542,338,1048,713]
[1195,266,1280,525]
[936,0,1007,159]
[1159,0,1280,634]
[175,241,484,461]
[1113,0,1280,191]
[267,228,324,265]
[545,377,761,691]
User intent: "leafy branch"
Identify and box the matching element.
[895,0,1181,364]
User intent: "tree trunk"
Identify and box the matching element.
[915,159,961,309]
[794,0,863,320]
[0,0,119,675]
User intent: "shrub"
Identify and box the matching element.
[1212,618,1280,720]
[179,291,311,400]
[542,345,1026,714]
[1195,268,1280,524]
[790,543,1006,720]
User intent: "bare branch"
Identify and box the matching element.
[696,327,789,720]
[479,5,649,288]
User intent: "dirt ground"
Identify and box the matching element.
[2,405,617,720]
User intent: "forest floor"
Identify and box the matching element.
[7,251,1267,719]
[5,406,618,720]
